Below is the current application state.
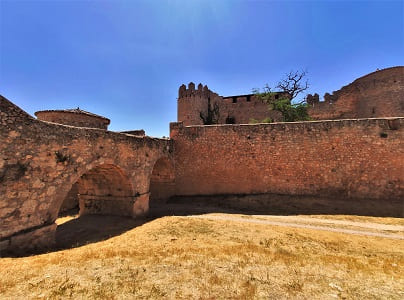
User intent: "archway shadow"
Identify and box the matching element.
[54,214,156,251]
[3,214,157,258]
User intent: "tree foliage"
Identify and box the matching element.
[254,70,311,122]
[249,117,273,124]
[272,98,310,122]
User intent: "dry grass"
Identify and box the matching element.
[306,214,404,226]
[0,214,403,299]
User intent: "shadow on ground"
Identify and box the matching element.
[52,194,404,253]
[150,194,404,218]
[6,193,401,257]
[55,214,156,250]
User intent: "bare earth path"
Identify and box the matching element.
[189,214,404,240]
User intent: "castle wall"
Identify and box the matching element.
[178,83,282,126]
[170,118,404,214]
[218,95,281,124]
[35,111,110,129]
[179,67,404,126]
[178,83,210,126]
[308,66,404,120]
[0,96,172,255]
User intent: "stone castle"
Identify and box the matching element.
[1,66,403,255]
[178,66,404,125]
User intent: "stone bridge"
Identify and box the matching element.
[0,96,174,254]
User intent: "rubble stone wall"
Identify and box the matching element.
[170,118,404,211]
[308,66,404,119]
[0,95,172,254]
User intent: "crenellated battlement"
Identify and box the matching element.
[178,82,220,99]
[178,67,404,126]
[307,66,404,119]
[177,83,284,125]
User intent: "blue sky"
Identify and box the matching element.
[1,0,403,137]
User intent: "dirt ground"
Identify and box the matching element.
[1,206,403,299]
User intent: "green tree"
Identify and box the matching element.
[254,70,311,122]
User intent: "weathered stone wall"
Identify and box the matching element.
[1,66,403,254]
[178,67,404,125]
[178,83,282,126]
[149,157,176,208]
[59,182,79,213]
[308,66,404,120]
[0,95,172,254]
[170,118,404,212]
[178,83,211,126]
[219,95,282,124]
[120,129,146,136]
[35,110,110,129]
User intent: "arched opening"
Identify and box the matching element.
[149,157,175,211]
[58,182,80,215]
[54,164,143,251]
[58,164,135,218]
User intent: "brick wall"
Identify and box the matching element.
[170,118,404,203]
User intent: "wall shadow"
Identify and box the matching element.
[149,194,404,218]
[3,214,156,258]
[5,193,401,258]
[55,214,155,250]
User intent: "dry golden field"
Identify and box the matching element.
[0,213,403,299]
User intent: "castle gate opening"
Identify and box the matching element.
[59,164,135,217]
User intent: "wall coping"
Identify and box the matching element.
[172,117,404,130]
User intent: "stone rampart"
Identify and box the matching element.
[170,118,403,214]
[308,66,404,119]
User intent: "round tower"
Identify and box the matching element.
[35,108,110,129]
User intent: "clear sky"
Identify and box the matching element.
[1,0,403,137]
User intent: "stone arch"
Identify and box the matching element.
[59,182,80,214]
[149,157,175,209]
[58,164,135,217]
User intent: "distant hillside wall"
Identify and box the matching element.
[170,118,404,202]
[308,66,404,119]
